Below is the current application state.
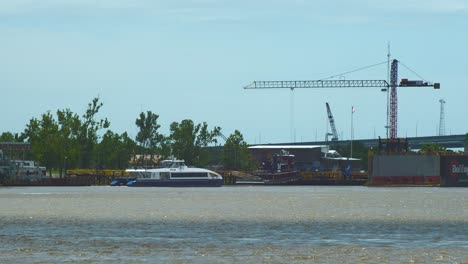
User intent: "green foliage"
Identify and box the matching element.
[77,97,110,168]
[0,132,26,160]
[335,141,370,170]
[12,98,239,171]
[222,130,255,170]
[95,131,136,169]
[20,97,110,176]
[0,132,18,142]
[169,120,220,166]
[419,143,446,153]
[22,112,61,176]
[135,111,165,165]
[56,108,81,175]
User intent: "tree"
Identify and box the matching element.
[420,143,446,153]
[195,122,221,166]
[135,111,164,165]
[0,132,25,160]
[22,112,61,176]
[21,97,109,175]
[120,132,138,168]
[0,132,18,142]
[77,97,110,168]
[96,130,137,169]
[222,130,255,170]
[169,119,220,166]
[56,108,81,175]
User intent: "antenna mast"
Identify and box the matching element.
[386,42,391,138]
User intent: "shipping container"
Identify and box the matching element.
[440,155,468,187]
[369,154,440,186]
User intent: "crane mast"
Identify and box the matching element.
[326,102,339,141]
[390,59,399,139]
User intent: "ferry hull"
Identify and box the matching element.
[127,179,223,187]
[110,178,136,186]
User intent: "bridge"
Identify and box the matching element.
[261,134,467,150]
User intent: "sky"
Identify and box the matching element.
[1,0,468,144]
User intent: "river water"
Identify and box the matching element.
[0,186,467,263]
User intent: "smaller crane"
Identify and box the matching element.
[326,102,339,141]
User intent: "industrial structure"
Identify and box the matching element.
[261,134,465,150]
[325,102,339,142]
[439,99,446,136]
[245,59,440,141]
[242,57,468,187]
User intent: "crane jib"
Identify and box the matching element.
[244,80,439,89]
[244,80,390,89]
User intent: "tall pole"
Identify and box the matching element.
[386,42,390,138]
[290,88,295,142]
[351,106,354,158]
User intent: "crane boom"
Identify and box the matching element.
[244,80,389,89]
[326,102,339,141]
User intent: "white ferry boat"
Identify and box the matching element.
[122,159,223,187]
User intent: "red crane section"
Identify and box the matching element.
[390,59,399,139]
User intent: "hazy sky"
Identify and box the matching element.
[1,0,467,144]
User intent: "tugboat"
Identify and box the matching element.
[254,150,300,185]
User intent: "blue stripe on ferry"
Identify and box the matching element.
[127,179,223,187]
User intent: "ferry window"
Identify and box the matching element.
[142,172,151,178]
[137,172,151,178]
[171,172,208,178]
[160,172,170,180]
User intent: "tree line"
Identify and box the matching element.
[0,97,255,176]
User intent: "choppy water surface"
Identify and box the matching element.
[0,186,467,263]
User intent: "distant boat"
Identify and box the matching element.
[0,150,47,180]
[254,150,301,185]
[116,159,223,187]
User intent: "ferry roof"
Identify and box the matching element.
[324,157,361,161]
[248,145,328,149]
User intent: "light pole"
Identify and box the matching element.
[64,156,68,178]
